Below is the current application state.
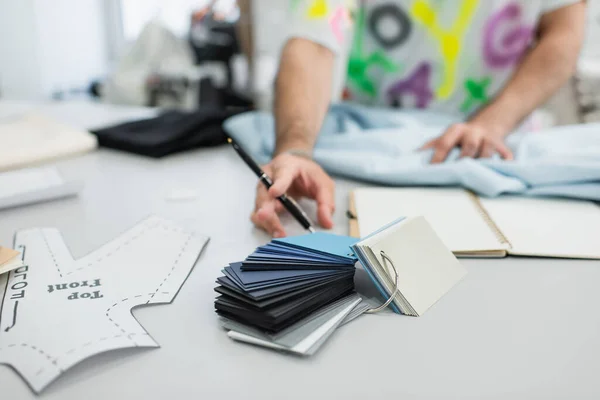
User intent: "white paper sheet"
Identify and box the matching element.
[0,167,63,198]
[0,167,82,210]
[0,216,208,393]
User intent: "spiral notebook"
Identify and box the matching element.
[350,188,600,260]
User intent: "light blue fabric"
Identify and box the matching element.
[223,104,600,201]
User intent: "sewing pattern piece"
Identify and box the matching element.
[0,216,209,393]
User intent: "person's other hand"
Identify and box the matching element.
[421,122,514,164]
[251,154,335,237]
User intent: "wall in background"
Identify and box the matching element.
[103,0,239,66]
[583,0,600,59]
[0,0,42,100]
[34,0,109,98]
[0,0,109,100]
[120,0,238,40]
[0,0,238,101]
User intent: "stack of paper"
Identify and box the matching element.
[215,233,367,355]
[0,247,24,275]
[0,167,82,211]
[0,112,97,172]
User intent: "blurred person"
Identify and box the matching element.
[244,0,586,237]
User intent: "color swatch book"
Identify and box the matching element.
[215,233,365,355]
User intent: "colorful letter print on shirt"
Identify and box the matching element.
[484,2,534,69]
[460,76,492,113]
[289,0,561,116]
[410,0,480,99]
[307,0,329,18]
[347,5,401,98]
[387,62,433,108]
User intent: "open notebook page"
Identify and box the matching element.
[479,196,600,259]
[353,188,505,254]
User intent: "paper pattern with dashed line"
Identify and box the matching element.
[0,216,209,393]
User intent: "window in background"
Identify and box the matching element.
[120,0,238,41]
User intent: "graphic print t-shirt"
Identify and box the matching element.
[288,0,580,117]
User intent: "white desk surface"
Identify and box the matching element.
[2,103,600,400]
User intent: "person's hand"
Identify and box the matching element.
[251,154,335,237]
[421,122,514,164]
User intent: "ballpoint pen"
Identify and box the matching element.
[227,137,316,233]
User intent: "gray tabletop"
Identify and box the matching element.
[2,108,600,400]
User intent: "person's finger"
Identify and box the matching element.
[459,133,482,159]
[268,162,299,198]
[274,200,284,213]
[314,176,336,229]
[258,183,285,213]
[252,200,287,237]
[431,124,464,164]
[252,172,286,236]
[480,141,496,158]
[495,140,514,160]
[420,138,437,150]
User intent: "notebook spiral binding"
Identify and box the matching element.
[365,251,401,314]
[467,192,511,247]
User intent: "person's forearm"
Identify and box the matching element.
[471,4,585,134]
[236,0,254,73]
[274,38,335,155]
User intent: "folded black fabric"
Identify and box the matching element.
[91,108,240,158]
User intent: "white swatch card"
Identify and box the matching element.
[353,216,467,316]
[0,216,208,393]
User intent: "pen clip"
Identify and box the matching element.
[260,173,273,186]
